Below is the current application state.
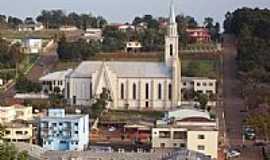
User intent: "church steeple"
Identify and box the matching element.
[165,0,178,65]
[169,0,176,24]
[164,1,181,107]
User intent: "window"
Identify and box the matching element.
[74,131,79,134]
[133,83,136,100]
[121,83,124,99]
[209,82,213,86]
[5,131,10,135]
[173,131,187,139]
[74,123,78,126]
[197,145,205,150]
[203,82,207,86]
[16,131,23,135]
[90,82,93,98]
[198,134,205,139]
[53,81,56,85]
[73,96,76,104]
[66,82,70,99]
[158,83,162,100]
[180,143,186,148]
[170,44,173,56]
[168,84,172,100]
[173,143,178,147]
[197,83,201,86]
[145,101,149,108]
[183,82,186,86]
[159,131,170,138]
[160,143,165,148]
[145,83,149,99]
[59,123,62,126]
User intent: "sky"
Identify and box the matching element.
[0,0,269,25]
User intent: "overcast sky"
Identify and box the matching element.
[0,0,269,25]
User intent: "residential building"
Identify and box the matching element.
[152,108,218,159]
[186,28,211,43]
[182,77,217,94]
[18,23,44,32]
[83,28,103,41]
[125,41,142,52]
[0,78,3,86]
[39,69,73,94]
[39,109,89,151]
[3,120,33,143]
[0,104,33,124]
[22,37,43,54]
[59,25,78,32]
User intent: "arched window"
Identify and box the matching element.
[170,44,173,56]
[168,84,172,100]
[145,83,149,99]
[121,83,124,99]
[158,83,162,100]
[90,82,93,98]
[133,83,136,100]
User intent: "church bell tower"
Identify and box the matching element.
[165,1,182,107]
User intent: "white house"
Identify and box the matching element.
[182,77,216,95]
[84,28,103,41]
[125,41,143,52]
[0,104,33,124]
[22,38,43,54]
[39,69,73,94]
[0,78,3,86]
[59,26,78,32]
[152,108,218,159]
[18,23,44,32]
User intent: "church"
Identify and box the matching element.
[40,3,216,110]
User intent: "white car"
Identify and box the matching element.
[227,149,241,158]
[108,126,116,132]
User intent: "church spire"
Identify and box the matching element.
[169,0,176,24]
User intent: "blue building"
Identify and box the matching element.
[39,109,89,151]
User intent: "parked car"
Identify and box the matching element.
[244,127,256,140]
[226,149,241,159]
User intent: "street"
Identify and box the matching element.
[0,41,58,104]
[222,35,263,159]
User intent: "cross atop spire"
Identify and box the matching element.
[169,0,176,24]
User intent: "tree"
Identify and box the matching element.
[17,151,29,160]
[0,143,29,160]
[91,88,112,119]
[7,16,23,28]
[196,93,208,110]
[204,17,214,29]
[24,17,35,25]
[57,36,99,60]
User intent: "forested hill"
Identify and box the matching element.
[224,8,270,82]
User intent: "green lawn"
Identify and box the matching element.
[182,59,219,78]
[0,29,60,39]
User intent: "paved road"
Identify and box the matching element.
[222,35,263,159]
[0,42,58,104]
[27,44,58,82]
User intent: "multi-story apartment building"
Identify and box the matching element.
[39,109,89,151]
[152,108,218,159]
[0,104,33,124]
[3,120,33,143]
[182,77,217,95]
